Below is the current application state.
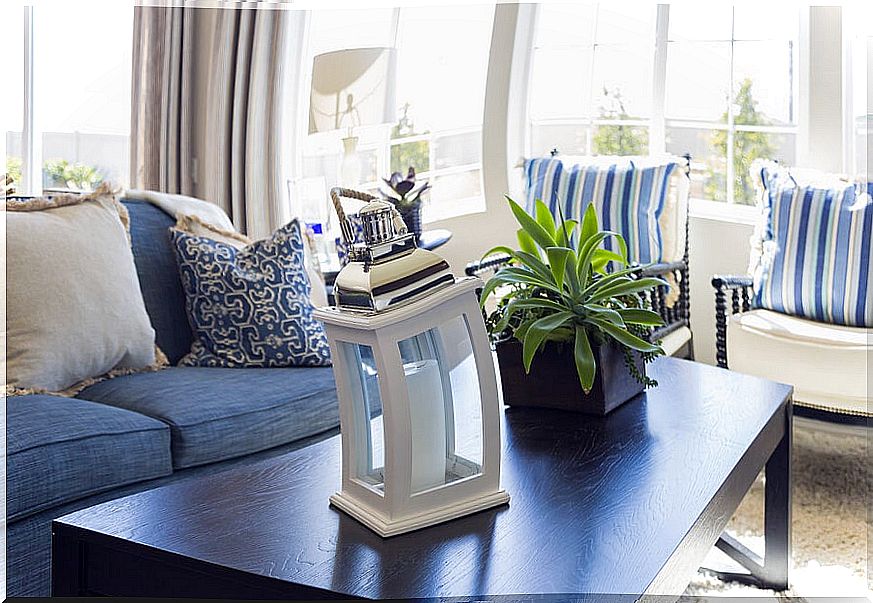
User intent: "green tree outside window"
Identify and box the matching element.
[390,102,430,174]
[592,87,648,156]
[6,156,22,186]
[706,78,776,205]
[43,159,103,191]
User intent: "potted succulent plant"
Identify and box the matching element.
[381,166,430,238]
[480,197,667,415]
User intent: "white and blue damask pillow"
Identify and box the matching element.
[172,219,332,367]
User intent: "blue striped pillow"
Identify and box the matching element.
[523,157,679,264]
[754,173,873,327]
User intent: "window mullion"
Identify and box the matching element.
[651,4,669,154]
[586,7,601,154]
[726,6,736,204]
[22,5,40,195]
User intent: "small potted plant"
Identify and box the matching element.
[480,197,667,415]
[381,166,430,238]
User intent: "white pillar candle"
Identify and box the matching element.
[404,359,447,492]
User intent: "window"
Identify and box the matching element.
[4,1,133,194]
[297,5,495,227]
[2,4,24,191]
[665,5,798,205]
[527,4,799,206]
[846,15,870,179]
[528,4,655,157]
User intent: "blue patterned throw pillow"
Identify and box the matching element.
[172,219,332,367]
[753,165,872,327]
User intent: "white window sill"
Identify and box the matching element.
[688,198,759,226]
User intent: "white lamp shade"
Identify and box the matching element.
[309,47,397,134]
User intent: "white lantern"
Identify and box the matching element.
[314,188,508,537]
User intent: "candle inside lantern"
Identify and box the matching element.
[404,359,447,492]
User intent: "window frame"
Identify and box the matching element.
[524,3,811,212]
[292,6,492,225]
[526,4,657,159]
[9,4,133,196]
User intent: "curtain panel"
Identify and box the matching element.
[130,3,289,238]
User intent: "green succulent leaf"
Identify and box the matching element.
[546,247,573,292]
[556,219,578,248]
[512,250,558,284]
[574,325,596,393]
[589,317,662,353]
[617,308,665,326]
[506,196,556,250]
[576,231,621,288]
[522,311,574,373]
[499,266,561,293]
[590,277,669,303]
[580,203,598,248]
[479,273,509,307]
[480,246,516,262]
[517,229,539,257]
[494,297,569,331]
[615,234,629,264]
[586,304,625,326]
[591,249,627,273]
[534,199,557,239]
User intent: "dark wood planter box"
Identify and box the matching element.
[495,337,646,415]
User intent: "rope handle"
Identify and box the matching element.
[330,187,379,249]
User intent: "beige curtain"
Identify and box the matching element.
[130,4,288,238]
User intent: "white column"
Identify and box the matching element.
[650,4,669,155]
[21,5,40,195]
[797,6,843,172]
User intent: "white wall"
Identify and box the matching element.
[798,6,843,172]
[687,214,755,365]
[427,3,522,280]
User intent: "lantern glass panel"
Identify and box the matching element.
[398,315,484,495]
[337,341,385,494]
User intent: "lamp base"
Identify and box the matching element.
[329,490,510,537]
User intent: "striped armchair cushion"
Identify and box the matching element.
[523,156,682,264]
[753,165,872,327]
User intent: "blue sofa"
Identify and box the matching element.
[6,199,341,596]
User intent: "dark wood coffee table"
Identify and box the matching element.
[52,358,792,599]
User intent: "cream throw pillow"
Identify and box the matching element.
[5,185,163,395]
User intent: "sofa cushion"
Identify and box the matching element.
[727,309,869,414]
[77,367,340,469]
[122,198,196,364]
[7,394,172,522]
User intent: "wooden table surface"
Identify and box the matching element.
[53,358,792,599]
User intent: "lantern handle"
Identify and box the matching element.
[330,187,406,249]
[330,187,376,249]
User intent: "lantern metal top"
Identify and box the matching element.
[329,187,454,313]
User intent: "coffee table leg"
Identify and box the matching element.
[708,400,792,591]
[52,524,84,596]
[762,400,792,590]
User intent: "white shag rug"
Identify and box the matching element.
[682,420,870,601]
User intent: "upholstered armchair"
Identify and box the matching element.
[712,162,871,426]
[466,153,694,359]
